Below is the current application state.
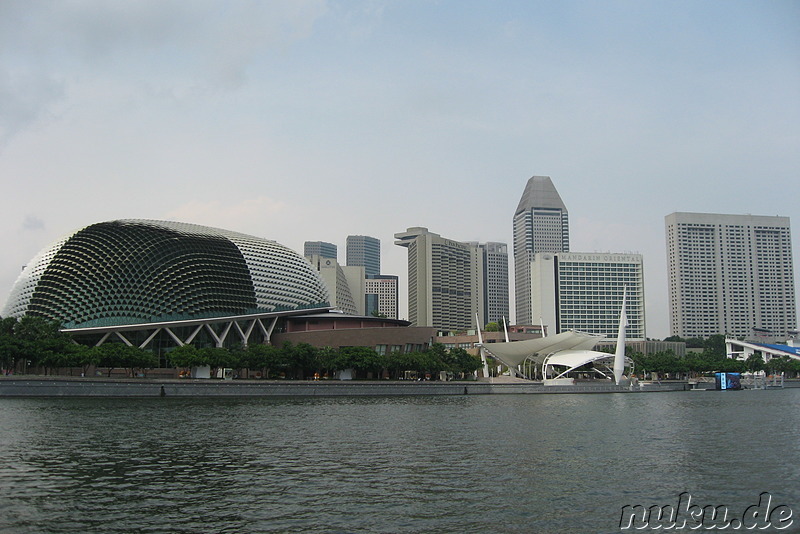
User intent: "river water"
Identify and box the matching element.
[0,390,797,533]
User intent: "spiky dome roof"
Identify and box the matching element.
[2,220,330,328]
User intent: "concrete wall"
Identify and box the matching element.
[0,378,690,397]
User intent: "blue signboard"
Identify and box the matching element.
[714,372,742,390]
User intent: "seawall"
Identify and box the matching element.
[0,377,690,397]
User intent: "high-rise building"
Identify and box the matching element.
[666,212,796,339]
[531,252,645,338]
[304,241,337,260]
[306,255,363,315]
[365,274,399,319]
[513,176,569,325]
[477,242,509,325]
[395,227,483,330]
[346,235,381,276]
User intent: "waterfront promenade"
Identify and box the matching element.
[0,376,692,397]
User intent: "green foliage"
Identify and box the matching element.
[445,347,482,374]
[168,345,206,369]
[703,334,726,358]
[93,343,157,376]
[337,347,385,372]
[484,322,501,332]
[745,353,765,373]
[201,347,237,371]
[243,343,284,375]
[0,317,18,336]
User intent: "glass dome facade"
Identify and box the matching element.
[2,220,330,328]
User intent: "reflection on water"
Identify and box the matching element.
[0,391,798,533]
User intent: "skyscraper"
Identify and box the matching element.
[346,235,380,276]
[395,227,483,330]
[365,274,399,319]
[666,212,796,339]
[304,241,337,260]
[513,176,569,325]
[477,242,509,325]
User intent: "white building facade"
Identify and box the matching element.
[306,255,364,315]
[666,212,796,339]
[365,275,399,319]
[531,252,645,338]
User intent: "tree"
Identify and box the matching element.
[281,342,318,378]
[446,347,482,376]
[201,347,237,377]
[316,346,339,378]
[485,322,501,332]
[11,316,68,372]
[93,344,156,377]
[0,331,24,372]
[745,353,765,373]
[703,335,727,358]
[0,316,18,336]
[244,343,283,378]
[168,345,207,373]
[337,347,385,377]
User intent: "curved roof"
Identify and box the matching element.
[479,330,602,367]
[2,219,330,328]
[543,350,634,379]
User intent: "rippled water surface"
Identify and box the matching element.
[1,390,798,533]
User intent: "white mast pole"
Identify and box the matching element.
[613,286,628,385]
[476,313,490,379]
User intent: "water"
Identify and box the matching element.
[0,390,798,533]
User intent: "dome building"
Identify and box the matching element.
[2,220,331,353]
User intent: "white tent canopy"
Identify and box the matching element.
[543,349,634,380]
[478,330,603,368]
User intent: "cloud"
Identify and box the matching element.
[0,70,64,146]
[21,215,45,232]
[0,0,328,144]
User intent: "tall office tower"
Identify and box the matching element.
[304,241,337,260]
[346,235,381,276]
[306,255,363,315]
[513,176,569,325]
[666,212,796,339]
[395,227,483,330]
[531,252,645,338]
[365,274,399,319]
[476,242,510,325]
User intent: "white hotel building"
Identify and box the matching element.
[531,252,645,338]
[666,212,796,339]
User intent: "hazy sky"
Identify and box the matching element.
[1,0,798,339]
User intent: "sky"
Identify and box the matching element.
[1,0,798,339]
